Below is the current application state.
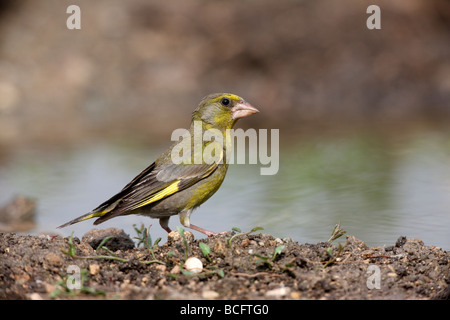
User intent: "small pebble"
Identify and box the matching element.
[155,264,167,273]
[89,263,100,276]
[170,264,181,274]
[28,293,43,300]
[274,238,283,244]
[167,230,194,246]
[202,290,219,300]
[44,252,63,267]
[265,286,291,298]
[184,257,203,274]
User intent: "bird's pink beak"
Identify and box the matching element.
[231,100,259,120]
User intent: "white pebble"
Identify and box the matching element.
[274,238,283,244]
[184,257,203,274]
[202,290,219,300]
[265,286,291,298]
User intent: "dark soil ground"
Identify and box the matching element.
[0,227,448,300]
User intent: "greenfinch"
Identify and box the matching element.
[58,93,259,236]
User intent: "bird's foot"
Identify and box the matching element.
[188,224,230,237]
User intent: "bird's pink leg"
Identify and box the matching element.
[179,210,229,237]
[159,217,171,233]
[188,224,229,237]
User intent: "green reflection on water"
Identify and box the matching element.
[0,128,449,249]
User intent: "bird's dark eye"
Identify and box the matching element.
[221,98,230,106]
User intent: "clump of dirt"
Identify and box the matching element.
[0,228,448,300]
[0,196,36,232]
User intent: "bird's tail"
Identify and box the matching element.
[57,199,122,228]
[57,211,106,228]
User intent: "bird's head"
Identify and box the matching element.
[192,93,259,131]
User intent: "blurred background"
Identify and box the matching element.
[0,0,449,249]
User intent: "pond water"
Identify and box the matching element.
[1,127,449,249]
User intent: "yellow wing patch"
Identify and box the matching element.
[80,199,121,221]
[79,211,106,222]
[131,180,181,210]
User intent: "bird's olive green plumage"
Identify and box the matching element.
[58,93,259,236]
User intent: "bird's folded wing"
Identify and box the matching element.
[92,159,220,216]
[126,161,219,211]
